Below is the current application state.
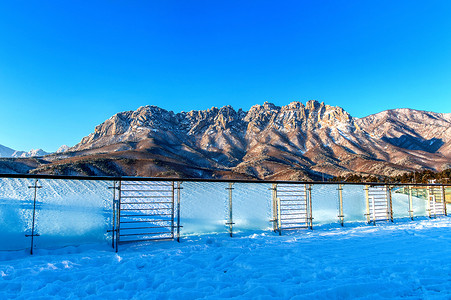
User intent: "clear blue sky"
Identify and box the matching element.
[0,1,450,152]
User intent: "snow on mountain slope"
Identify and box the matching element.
[56,145,69,153]
[0,218,450,299]
[0,145,49,158]
[357,109,451,154]
[11,149,49,158]
[0,144,15,158]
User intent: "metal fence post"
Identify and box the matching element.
[25,179,41,255]
[337,184,344,226]
[408,186,414,220]
[364,185,370,224]
[171,181,175,239]
[427,186,433,218]
[307,184,313,230]
[107,180,119,249]
[115,181,122,252]
[388,186,393,222]
[176,181,182,242]
[270,184,278,233]
[277,197,282,235]
[225,182,235,237]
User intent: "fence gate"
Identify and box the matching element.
[113,180,180,249]
[427,186,447,218]
[365,185,393,225]
[272,184,312,235]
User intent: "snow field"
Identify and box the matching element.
[1,218,451,299]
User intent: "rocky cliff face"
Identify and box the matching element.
[34,101,451,179]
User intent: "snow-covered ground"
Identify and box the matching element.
[1,217,451,299]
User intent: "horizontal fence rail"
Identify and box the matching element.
[0,173,450,186]
[0,174,449,254]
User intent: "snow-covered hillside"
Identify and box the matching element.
[0,218,450,299]
[0,144,15,157]
[56,145,69,153]
[0,144,49,158]
[11,149,49,158]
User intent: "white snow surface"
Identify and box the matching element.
[56,145,70,153]
[1,218,451,299]
[12,149,49,158]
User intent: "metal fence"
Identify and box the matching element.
[0,174,449,254]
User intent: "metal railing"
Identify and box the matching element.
[0,174,449,254]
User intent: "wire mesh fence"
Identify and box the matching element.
[0,175,449,253]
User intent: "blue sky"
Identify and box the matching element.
[0,1,450,152]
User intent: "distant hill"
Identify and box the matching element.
[0,144,15,158]
[0,144,49,158]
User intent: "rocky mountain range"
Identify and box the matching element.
[0,144,49,158]
[1,100,450,180]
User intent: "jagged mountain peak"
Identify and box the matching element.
[305,99,321,110]
[74,100,362,150]
[248,101,279,111]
